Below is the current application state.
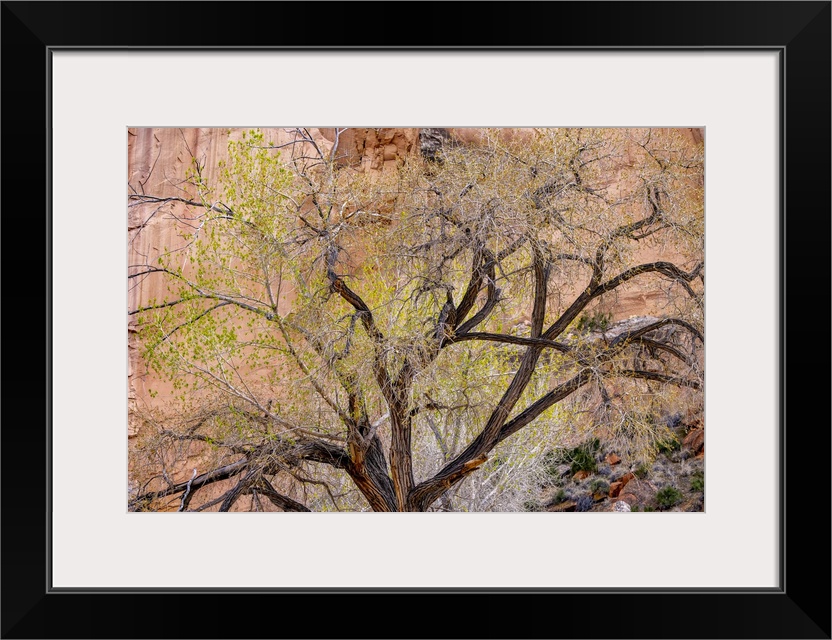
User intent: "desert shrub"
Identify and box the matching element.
[575,495,594,512]
[576,310,612,333]
[690,470,704,492]
[657,435,681,454]
[589,478,610,495]
[664,412,683,428]
[656,486,683,509]
[523,500,543,512]
[634,463,651,479]
[559,438,601,475]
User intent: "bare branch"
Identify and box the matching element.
[255,478,311,512]
[447,332,571,353]
[591,261,704,299]
[615,369,702,389]
[177,469,198,512]
[130,459,248,510]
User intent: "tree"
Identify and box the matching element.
[128,127,704,513]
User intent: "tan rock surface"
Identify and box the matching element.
[683,428,705,456]
[128,127,703,440]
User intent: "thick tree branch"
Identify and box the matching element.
[177,469,198,512]
[542,290,594,341]
[447,332,571,353]
[615,369,702,389]
[631,337,693,367]
[408,248,551,510]
[590,261,704,299]
[323,248,411,509]
[497,369,595,442]
[255,478,311,512]
[455,252,498,335]
[454,248,488,327]
[130,459,248,510]
[608,317,704,346]
[219,467,262,512]
[325,246,384,343]
[541,261,702,342]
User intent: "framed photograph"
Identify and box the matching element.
[3,1,829,638]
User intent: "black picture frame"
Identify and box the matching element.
[2,2,829,638]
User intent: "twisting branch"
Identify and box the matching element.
[608,317,704,346]
[219,467,262,512]
[177,469,198,512]
[454,247,487,326]
[497,369,596,442]
[255,478,312,512]
[591,261,704,300]
[455,251,499,334]
[130,459,249,511]
[325,245,384,342]
[447,332,571,353]
[615,369,702,389]
[408,245,552,511]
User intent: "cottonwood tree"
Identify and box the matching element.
[128,127,704,512]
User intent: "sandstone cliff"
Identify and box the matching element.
[129,126,703,438]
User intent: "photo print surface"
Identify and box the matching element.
[128,127,704,514]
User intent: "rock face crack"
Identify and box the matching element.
[419,128,450,161]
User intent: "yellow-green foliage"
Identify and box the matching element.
[132,127,704,511]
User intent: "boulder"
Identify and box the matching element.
[547,500,577,512]
[617,492,639,506]
[683,428,705,455]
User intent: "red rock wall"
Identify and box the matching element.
[128,127,703,437]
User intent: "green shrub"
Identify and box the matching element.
[566,438,600,475]
[656,486,683,510]
[657,435,681,454]
[576,310,612,333]
[690,471,704,492]
[575,495,594,512]
[546,439,601,476]
[589,478,610,495]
